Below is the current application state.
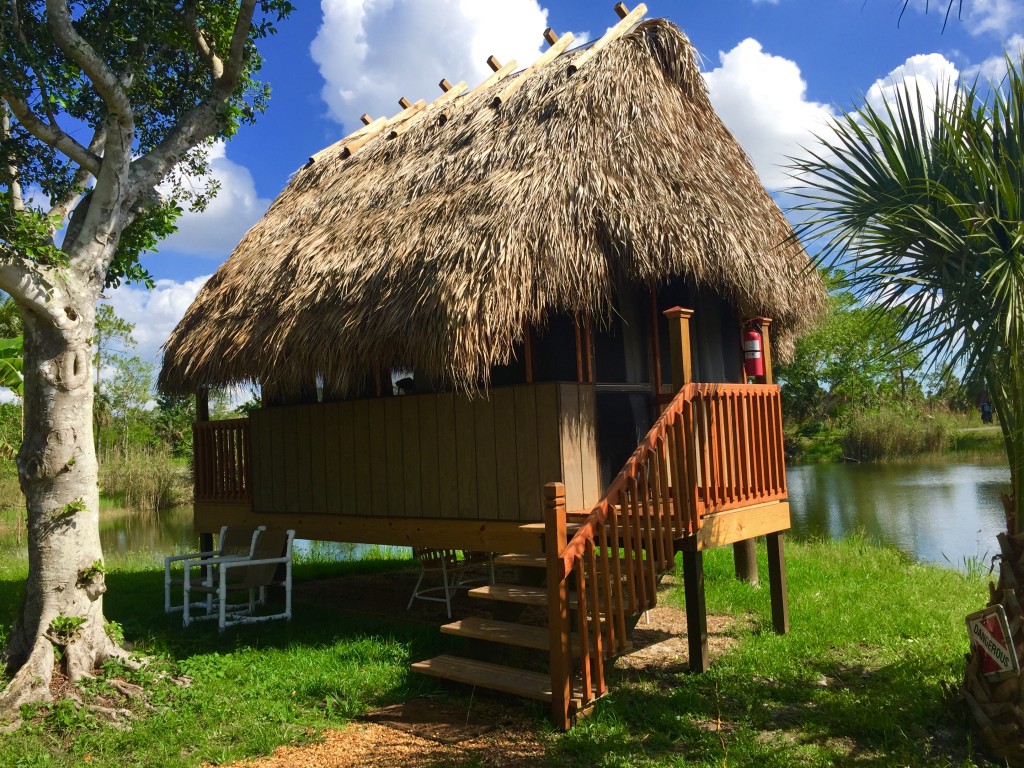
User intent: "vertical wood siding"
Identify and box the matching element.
[247,383,596,520]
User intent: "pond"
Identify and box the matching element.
[0,460,1010,571]
[786,460,1010,571]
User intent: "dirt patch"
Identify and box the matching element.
[361,698,496,744]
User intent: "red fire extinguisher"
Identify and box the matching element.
[743,321,764,379]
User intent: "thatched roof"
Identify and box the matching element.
[159,15,824,397]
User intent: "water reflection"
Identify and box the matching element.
[0,461,1009,572]
[0,504,409,564]
[98,504,196,558]
[787,461,1010,569]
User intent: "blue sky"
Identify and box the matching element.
[110,0,1024,366]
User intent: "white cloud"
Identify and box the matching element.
[311,0,588,130]
[865,53,960,121]
[702,38,837,190]
[964,33,1024,81]
[966,0,1024,37]
[752,0,780,4]
[104,276,210,367]
[158,142,271,259]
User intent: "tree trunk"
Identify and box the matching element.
[963,519,1024,765]
[0,288,128,714]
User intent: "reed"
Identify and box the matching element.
[841,406,956,462]
[98,445,191,511]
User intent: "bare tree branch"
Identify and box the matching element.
[126,0,258,200]
[48,126,107,223]
[0,101,25,212]
[44,0,132,127]
[1,94,102,177]
[222,0,258,94]
[9,0,60,126]
[183,1,225,80]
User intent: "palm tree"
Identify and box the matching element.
[790,57,1024,763]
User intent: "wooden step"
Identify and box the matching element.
[494,553,547,568]
[468,583,556,606]
[442,616,623,655]
[411,654,554,701]
[469,583,587,609]
[441,616,549,650]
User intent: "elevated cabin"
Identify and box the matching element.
[161,5,823,728]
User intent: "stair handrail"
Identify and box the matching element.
[545,382,785,727]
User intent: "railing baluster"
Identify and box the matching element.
[586,540,606,696]
[574,557,592,706]
[637,465,657,610]
[730,391,742,504]
[654,438,674,570]
[740,390,752,502]
[608,499,627,653]
[597,517,615,658]
[627,477,648,611]
[763,391,775,495]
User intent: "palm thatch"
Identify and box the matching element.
[159,18,823,397]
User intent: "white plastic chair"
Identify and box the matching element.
[183,529,295,631]
[407,548,465,619]
[164,526,264,614]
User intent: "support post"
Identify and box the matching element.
[545,482,572,730]
[195,387,214,555]
[766,531,790,634]
[682,548,709,672]
[196,387,210,422]
[732,316,776,586]
[664,307,694,390]
[733,540,759,586]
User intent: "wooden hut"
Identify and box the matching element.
[160,4,824,728]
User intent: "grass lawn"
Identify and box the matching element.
[0,536,988,767]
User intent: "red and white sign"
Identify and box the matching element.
[966,605,1020,681]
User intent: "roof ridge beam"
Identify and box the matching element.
[567,3,647,76]
[493,30,575,107]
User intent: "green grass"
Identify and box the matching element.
[0,537,988,767]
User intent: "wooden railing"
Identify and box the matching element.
[194,419,252,503]
[544,383,785,728]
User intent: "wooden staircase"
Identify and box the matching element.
[412,524,627,713]
[412,382,791,728]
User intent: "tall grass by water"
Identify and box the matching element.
[842,406,957,461]
[98,445,191,511]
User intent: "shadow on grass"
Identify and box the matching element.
[94,559,458,663]
[554,652,974,768]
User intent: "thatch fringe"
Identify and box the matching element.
[159,18,824,397]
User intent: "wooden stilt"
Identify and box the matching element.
[766,531,789,634]
[544,482,572,730]
[733,538,759,586]
[682,549,709,673]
